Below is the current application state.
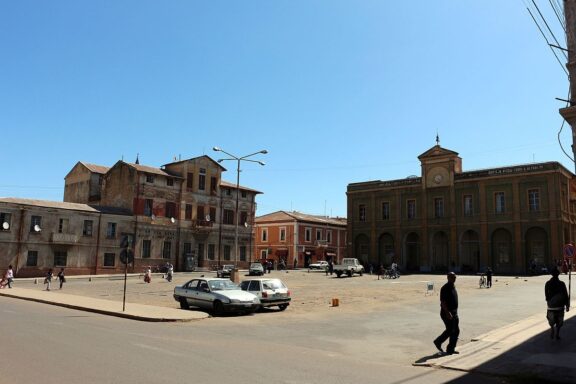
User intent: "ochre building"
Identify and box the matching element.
[346,144,576,275]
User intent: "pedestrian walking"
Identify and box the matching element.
[433,272,460,355]
[44,268,53,291]
[4,265,14,288]
[57,268,66,289]
[144,266,152,283]
[545,267,570,340]
[486,267,493,288]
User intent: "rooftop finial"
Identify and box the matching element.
[436,132,440,146]
[135,153,140,164]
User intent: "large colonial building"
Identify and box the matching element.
[346,144,576,275]
[254,211,347,268]
[0,156,262,277]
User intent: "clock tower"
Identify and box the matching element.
[418,140,461,189]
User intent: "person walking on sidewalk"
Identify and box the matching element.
[57,268,66,289]
[486,267,493,288]
[5,265,14,288]
[545,267,570,340]
[44,268,53,291]
[433,272,460,355]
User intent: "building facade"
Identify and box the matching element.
[254,211,347,268]
[0,156,262,277]
[346,144,576,275]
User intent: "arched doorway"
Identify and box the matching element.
[525,227,548,273]
[460,230,480,273]
[355,234,370,265]
[404,232,420,271]
[378,233,395,267]
[432,231,449,272]
[491,228,513,273]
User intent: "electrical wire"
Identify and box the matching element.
[558,87,575,163]
[526,5,569,76]
[549,0,566,33]
[532,0,567,59]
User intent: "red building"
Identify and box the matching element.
[254,211,347,268]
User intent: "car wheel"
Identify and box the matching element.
[213,300,224,316]
[359,270,363,276]
[179,297,189,310]
[347,270,352,277]
[336,271,342,278]
[278,304,288,311]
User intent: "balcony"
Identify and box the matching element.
[193,219,213,228]
[51,232,78,244]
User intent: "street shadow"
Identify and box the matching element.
[436,314,576,384]
[413,352,445,365]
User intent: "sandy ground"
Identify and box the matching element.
[25,269,546,316]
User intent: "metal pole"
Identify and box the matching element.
[235,159,240,268]
[122,259,127,312]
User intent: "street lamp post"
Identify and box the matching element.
[213,147,267,269]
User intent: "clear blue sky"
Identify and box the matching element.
[0,0,571,218]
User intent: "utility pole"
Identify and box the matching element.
[560,0,576,173]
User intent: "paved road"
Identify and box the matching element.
[3,271,561,383]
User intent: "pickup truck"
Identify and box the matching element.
[332,258,364,278]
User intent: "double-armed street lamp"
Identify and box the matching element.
[213,147,267,269]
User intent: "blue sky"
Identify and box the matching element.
[0,0,570,218]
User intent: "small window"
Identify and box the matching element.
[106,222,117,239]
[528,189,540,212]
[495,192,505,214]
[83,220,93,236]
[166,178,174,187]
[142,240,151,258]
[463,195,473,217]
[146,174,154,184]
[260,250,268,259]
[185,204,193,220]
[241,190,247,198]
[316,229,322,241]
[210,177,217,194]
[187,173,194,189]
[305,228,312,242]
[30,215,42,233]
[359,204,366,222]
[407,200,416,219]
[144,199,153,217]
[165,202,176,218]
[58,218,69,233]
[240,211,248,226]
[327,230,332,244]
[382,202,390,220]
[104,253,115,267]
[261,228,268,242]
[27,250,38,266]
[280,227,286,242]
[0,212,11,231]
[210,207,216,223]
[225,188,231,196]
[163,241,172,259]
[197,205,205,221]
[223,209,234,225]
[434,198,444,218]
[54,251,67,267]
[208,244,216,260]
[199,168,206,191]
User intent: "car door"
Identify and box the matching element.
[183,279,200,307]
[195,279,214,309]
[247,280,262,301]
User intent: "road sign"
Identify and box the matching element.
[120,249,134,264]
[563,243,575,259]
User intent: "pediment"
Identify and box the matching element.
[418,145,459,160]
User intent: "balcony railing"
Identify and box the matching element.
[51,233,78,244]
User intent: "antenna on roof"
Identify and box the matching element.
[135,153,140,165]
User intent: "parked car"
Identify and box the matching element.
[216,264,235,278]
[309,260,329,270]
[174,277,260,315]
[240,278,291,311]
[249,262,265,276]
[333,258,364,278]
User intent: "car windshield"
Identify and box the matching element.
[209,280,239,291]
[250,263,262,268]
[262,280,285,290]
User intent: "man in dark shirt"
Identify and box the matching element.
[433,272,460,355]
[545,267,570,340]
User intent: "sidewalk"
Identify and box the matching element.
[0,287,209,322]
[414,309,576,383]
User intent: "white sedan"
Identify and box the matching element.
[174,277,260,315]
[309,261,329,270]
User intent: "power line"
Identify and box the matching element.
[532,0,567,59]
[548,0,566,33]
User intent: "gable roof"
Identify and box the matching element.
[220,180,262,194]
[418,145,459,160]
[0,197,132,215]
[81,162,110,174]
[162,155,226,171]
[256,210,346,226]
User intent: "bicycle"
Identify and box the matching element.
[479,273,487,288]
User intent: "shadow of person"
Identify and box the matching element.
[413,352,445,366]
